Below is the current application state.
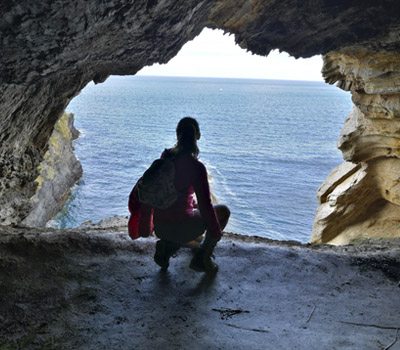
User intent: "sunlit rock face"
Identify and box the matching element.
[312,51,400,244]
[21,113,82,227]
[2,0,400,230]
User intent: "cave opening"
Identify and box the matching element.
[51,29,352,243]
[2,2,400,346]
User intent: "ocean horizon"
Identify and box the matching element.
[54,75,353,243]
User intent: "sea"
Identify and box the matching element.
[54,75,353,243]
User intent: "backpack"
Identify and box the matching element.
[137,156,179,209]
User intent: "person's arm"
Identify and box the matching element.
[193,162,222,239]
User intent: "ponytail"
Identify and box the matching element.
[174,117,200,158]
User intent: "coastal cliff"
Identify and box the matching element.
[312,51,400,244]
[21,112,82,227]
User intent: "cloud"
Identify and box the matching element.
[138,28,323,81]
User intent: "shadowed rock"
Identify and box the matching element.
[0,227,399,349]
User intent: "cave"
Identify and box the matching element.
[1,2,400,348]
[2,0,400,244]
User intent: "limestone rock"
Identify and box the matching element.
[0,227,399,348]
[68,113,80,141]
[338,106,400,162]
[313,50,400,244]
[21,113,82,227]
[323,51,400,94]
[78,215,129,230]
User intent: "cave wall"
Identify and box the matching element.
[312,50,400,244]
[2,1,400,236]
[0,0,213,225]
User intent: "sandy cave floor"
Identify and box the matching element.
[0,227,400,350]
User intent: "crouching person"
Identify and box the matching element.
[129,117,230,273]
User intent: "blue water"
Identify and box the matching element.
[55,76,352,242]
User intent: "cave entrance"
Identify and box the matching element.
[54,29,352,243]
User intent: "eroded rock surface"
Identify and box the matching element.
[0,227,399,349]
[312,50,400,244]
[2,0,400,238]
[21,113,82,227]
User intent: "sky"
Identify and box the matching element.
[138,28,324,81]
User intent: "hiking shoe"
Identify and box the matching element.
[154,240,180,270]
[189,238,219,273]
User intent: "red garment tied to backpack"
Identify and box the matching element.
[128,180,154,240]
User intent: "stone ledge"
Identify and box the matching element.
[0,227,399,349]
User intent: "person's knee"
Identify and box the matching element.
[216,204,230,221]
[222,204,230,220]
